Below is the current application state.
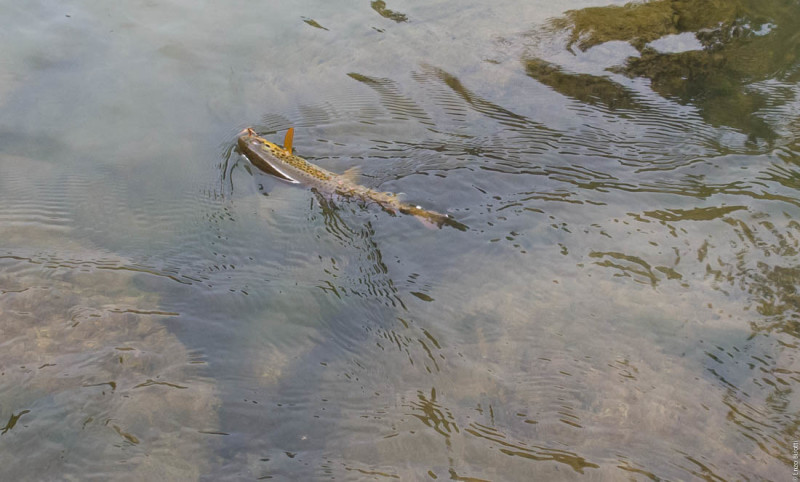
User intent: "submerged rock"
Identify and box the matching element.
[0,256,220,481]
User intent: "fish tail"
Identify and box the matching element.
[399,204,468,231]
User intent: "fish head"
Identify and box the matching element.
[237,128,300,183]
[237,128,285,155]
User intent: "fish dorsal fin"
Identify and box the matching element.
[341,166,361,183]
[283,127,294,154]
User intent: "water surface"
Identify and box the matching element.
[1,0,798,480]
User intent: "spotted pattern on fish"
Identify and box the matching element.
[255,142,333,181]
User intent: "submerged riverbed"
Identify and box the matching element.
[1,0,798,480]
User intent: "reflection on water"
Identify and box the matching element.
[1,0,799,480]
[530,0,800,142]
[526,58,643,111]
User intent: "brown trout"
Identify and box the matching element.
[237,128,467,231]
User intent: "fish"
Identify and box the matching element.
[237,128,467,231]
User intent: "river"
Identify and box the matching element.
[0,0,797,480]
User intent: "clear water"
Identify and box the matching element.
[1,0,798,480]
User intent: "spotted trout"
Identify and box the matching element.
[238,128,467,231]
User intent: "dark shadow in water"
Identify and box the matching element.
[421,64,553,132]
[530,0,800,142]
[348,72,433,125]
[311,189,408,309]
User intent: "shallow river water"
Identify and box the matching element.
[1,0,799,480]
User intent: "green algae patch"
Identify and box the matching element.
[530,0,800,141]
[302,17,329,31]
[371,1,408,23]
[554,1,678,52]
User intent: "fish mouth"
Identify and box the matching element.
[237,127,257,139]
